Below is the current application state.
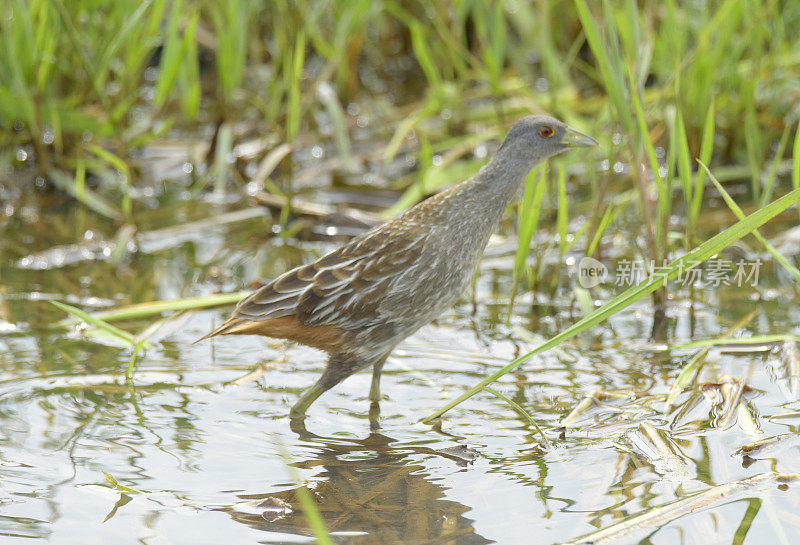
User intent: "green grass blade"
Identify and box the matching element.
[557,165,568,256]
[212,0,250,103]
[514,167,546,282]
[214,124,233,196]
[408,21,442,98]
[629,68,668,255]
[286,30,306,143]
[587,191,633,256]
[381,98,440,163]
[317,82,355,171]
[664,310,756,408]
[690,99,715,226]
[794,124,800,192]
[794,123,800,223]
[573,0,631,132]
[700,161,800,284]
[674,109,693,224]
[744,88,762,202]
[154,0,184,107]
[179,11,201,119]
[92,1,151,92]
[48,169,122,221]
[672,335,800,351]
[508,167,547,313]
[484,386,552,449]
[125,311,186,379]
[50,300,137,348]
[74,158,86,201]
[103,472,145,494]
[127,339,147,380]
[760,126,792,208]
[277,445,334,545]
[423,185,800,422]
[88,145,132,221]
[573,286,594,318]
[62,292,250,323]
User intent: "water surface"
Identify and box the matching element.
[2,164,800,544]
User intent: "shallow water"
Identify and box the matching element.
[2,171,800,544]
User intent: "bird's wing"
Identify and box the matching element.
[231,222,430,330]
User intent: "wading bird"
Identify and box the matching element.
[198,115,597,419]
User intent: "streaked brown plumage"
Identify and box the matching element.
[199,115,597,418]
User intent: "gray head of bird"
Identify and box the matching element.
[496,114,598,166]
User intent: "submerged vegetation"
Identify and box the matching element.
[2,0,800,543]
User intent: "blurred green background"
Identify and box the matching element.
[2,0,798,207]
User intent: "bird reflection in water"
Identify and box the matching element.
[218,422,489,545]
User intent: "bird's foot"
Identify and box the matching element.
[369,401,381,431]
[289,383,326,419]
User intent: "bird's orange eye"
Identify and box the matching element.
[539,125,554,138]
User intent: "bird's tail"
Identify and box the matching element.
[193,316,247,344]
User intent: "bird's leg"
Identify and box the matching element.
[368,354,389,402]
[289,381,329,419]
[289,353,368,419]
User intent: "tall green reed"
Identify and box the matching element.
[2,0,798,235]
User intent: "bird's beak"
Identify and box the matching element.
[562,126,599,148]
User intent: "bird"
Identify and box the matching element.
[198,115,597,419]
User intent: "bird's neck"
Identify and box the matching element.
[481,155,532,185]
[423,148,538,249]
[408,144,540,232]
[469,145,538,214]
